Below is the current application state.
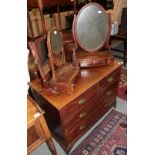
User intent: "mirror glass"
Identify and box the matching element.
[50,30,63,64]
[51,30,63,54]
[37,40,48,65]
[75,3,109,52]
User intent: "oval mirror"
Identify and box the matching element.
[50,29,63,65]
[74,3,109,52]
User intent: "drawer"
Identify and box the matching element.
[65,110,98,144]
[100,85,118,110]
[98,68,121,94]
[64,84,118,135]
[63,95,99,130]
[64,92,116,144]
[61,85,97,120]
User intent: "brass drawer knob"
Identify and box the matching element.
[107,77,114,83]
[106,90,112,96]
[98,86,106,92]
[79,125,86,130]
[104,102,112,107]
[79,112,87,118]
[78,98,86,105]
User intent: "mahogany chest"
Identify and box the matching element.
[29,60,122,153]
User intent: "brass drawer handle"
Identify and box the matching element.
[104,102,112,107]
[98,86,106,92]
[79,125,86,130]
[107,77,114,83]
[106,90,112,96]
[78,98,86,105]
[79,112,87,118]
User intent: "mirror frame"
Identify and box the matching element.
[28,32,80,95]
[28,34,50,81]
[73,2,110,52]
[47,28,66,67]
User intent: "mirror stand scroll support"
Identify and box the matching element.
[57,6,62,31]
[72,14,78,61]
[47,34,56,81]
[105,13,112,53]
[59,31,66,65]
[73,0,77,15]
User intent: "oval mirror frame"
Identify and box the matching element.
[74,3,109,52]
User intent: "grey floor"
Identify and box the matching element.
[30,41,127,155]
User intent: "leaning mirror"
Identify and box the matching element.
[72,2,114,67]
[49,29,65,66]
[47,28,80,95]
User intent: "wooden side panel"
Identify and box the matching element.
[27,126,40,147]
[27,121,45,154]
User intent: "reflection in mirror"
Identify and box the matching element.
[50,29,64,65]
[75,4,109,52]
[36,40,48,65]
[51,30,63,54]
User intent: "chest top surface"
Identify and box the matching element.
[29,60,122,110]
[27,96,44,124]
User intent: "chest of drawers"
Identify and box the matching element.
[29,60,122,153]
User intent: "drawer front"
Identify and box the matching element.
[64,85,118,143]
[63,95,99,131]
[65,110,100,144]
[62,85,97,120]
[27,121,45,153]
[99,84,118,110]
[98,68,121,94]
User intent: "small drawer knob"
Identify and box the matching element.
[79,125,86,130]
[104,102,112,107]
[78,98,86,105]
[79,112,87,118]
[107,77,114,83]
[106,90,112,96]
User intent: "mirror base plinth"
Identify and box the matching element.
[75,51,114,68]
